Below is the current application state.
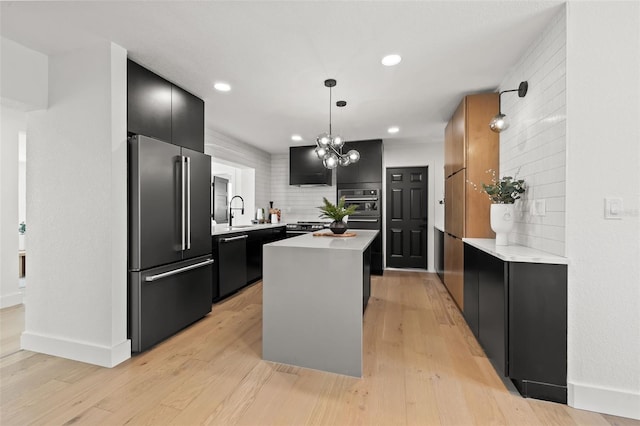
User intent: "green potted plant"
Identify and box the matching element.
[481,174,526,204]
[480,171,526,246]
[318,196,358,234]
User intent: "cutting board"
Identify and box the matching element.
[312,232,357,237]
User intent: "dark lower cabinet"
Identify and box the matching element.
[363,245,371,312]
[464,242,568,403]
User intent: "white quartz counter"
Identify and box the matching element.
[267,229,378,251]
[211,223,285,236]
[463,238,569,265]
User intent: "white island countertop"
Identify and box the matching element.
[463,238,569,265]
[267,229,378,251]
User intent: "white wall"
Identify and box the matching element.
[498,8,567,256]
[384,142,444,272]
[22,41,130,367]
[565,2,640,419]
[270,153,336,223]
[0,106,26,308]
[0,37,48,110]
[205,129,270,221]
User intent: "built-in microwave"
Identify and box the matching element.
[337,188,380,216]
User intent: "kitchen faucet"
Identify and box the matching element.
[229,195,245,227]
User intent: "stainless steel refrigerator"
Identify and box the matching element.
[128,134,213,353]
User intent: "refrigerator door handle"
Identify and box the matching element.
[181,155,186,251]
[144,259,214,282]
[186,156,191,250]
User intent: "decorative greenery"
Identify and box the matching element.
[480,170,526,204]
[318,197,358,222]
[18,222,26,235]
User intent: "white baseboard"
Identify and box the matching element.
[21,331,131,368]
[568,381,640,420]
[0,291,23,309]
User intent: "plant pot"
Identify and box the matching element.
[490,203,515,246]
[329,220,348,235]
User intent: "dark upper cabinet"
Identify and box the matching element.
[337,139,383,185]
[127,60,172,143]
[127,59,204,152]
[172,85,205,152]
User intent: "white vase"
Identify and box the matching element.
[490,203,515,246]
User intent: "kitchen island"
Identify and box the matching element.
[262,229,378,377]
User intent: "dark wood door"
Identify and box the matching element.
[386,167,428,269]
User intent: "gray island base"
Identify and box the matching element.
[262,230,378,377]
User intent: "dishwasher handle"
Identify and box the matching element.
[220,235,249,243]
[145,259,214,282]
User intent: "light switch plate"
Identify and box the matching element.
[604,197,623,220]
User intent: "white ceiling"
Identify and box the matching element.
[0,1,563,153]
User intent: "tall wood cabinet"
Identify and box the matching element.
[443,93,499,310]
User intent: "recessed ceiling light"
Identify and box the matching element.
[381,54,402,67]
[291,135,303,142]
[387,126,400,134]
[214,82,231,92]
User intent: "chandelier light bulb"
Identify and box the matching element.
[338,156,351,167]
[347,149,360,163]
[323,153,339,169]
[489,113,509,133]
[315,146,328,159]
[317,133,331,147]
[332,135,344,149]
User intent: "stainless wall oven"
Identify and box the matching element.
[337,189,380,216]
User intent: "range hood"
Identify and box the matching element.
[289,146,332,186]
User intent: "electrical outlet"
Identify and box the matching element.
[604,197,623,220]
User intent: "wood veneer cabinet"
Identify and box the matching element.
[443,93,499,310]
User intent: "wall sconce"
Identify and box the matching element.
[489,81,529,133]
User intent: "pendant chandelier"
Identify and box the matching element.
[315,79,360,169]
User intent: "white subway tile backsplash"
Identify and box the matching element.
[270,153,336,223]
[499,7,567,256]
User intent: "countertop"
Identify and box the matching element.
[212,223,285,236]
[267,229,379,252]
[463,238,569,265]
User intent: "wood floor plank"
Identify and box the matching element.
[1,274,633,426]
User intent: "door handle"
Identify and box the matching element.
[220,235,249,243]
[145,259,214,282]
[186,156,191,250]
[180,155,186,251]
[348,218,379,223]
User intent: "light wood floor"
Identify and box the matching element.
[1,271,637,425]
